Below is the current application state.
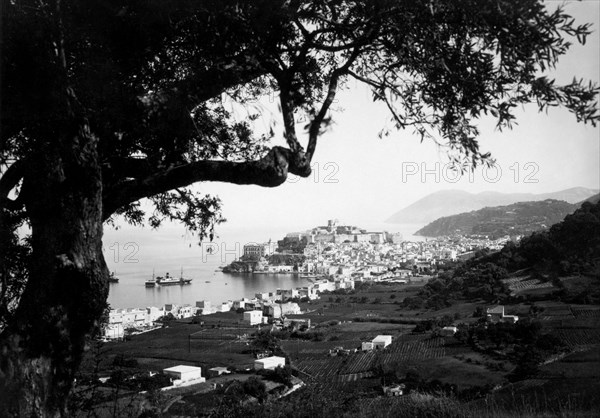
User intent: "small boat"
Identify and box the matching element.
[108,272,119,283]
[155,269,192,286]
[145,270,157,287]
[205,280,211,283]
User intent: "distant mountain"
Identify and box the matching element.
[414,199,577,238]
[385,187,598,224]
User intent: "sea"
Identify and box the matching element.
[104,222,425,310]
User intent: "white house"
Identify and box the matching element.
[277,288,300,300]
[254,356,286,371]
[234,298,250,310]
[208,367,230,378]
[255,292,276,301]
[487,305,519,323]
[164,304,180,317]
[103,323,124,340]
[383,384,405,396]
[217,301,233,312]
[372,335,392,349]
[361,341,374,351]
[281,302,301,315]
[297,286,319,300]
[146,306,164,323]
[243,242,276,258]
[179,304,195,319]
[196,300,211,310]
[163,365,205,385]
[440,326,458,337]
[243,310,263,326]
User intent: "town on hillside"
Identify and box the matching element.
[105,219,515,338]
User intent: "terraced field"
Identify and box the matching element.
[551,328,600,347]
[286,334,449,383]
[571,307,600,318]
[502,277,554,295]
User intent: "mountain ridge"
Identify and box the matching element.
[414,199,577,238]
[385,187,599,224]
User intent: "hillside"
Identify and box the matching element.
[385,187,598,224]
[581,193,600,205]
[414,199,577,238]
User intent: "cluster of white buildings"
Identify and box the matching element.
[280,219,402,249]
[242,241,277,258]
[103,276,356,339]
[291,222,516,279]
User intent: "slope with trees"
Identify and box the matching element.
[1,1,599,416]
[411,201,600,309]
[415,199,577,238]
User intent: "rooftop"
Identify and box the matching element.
[163,365,202,374]
[487,306,505,314]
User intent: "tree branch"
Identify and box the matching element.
[279,87,303,154]
[306,49,361,161]
[102,146,310,220]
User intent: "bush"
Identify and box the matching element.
[243,377,268,402]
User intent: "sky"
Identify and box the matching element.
[108,1,600,242]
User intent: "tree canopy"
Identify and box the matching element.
[0,0,599,416]
[2,0,598,228]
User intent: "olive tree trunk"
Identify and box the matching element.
[0,133,109,417]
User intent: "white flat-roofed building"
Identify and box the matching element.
[282,302,301,315]
[196,300,211,310]
[243,310,263,326]
[372,335,392,349]
[146,306,164,323]
[103,323,124,340]
[440,326,458,337]
[163,365,205,385]
[208,367,230,378]
[255,292,276,301]
[298,286,319,300]
[179,304,194,319]
[217,301,233,312]
[487,305,519,323]
[234,298,250,310]
[254,356,286,371]
[277,288,300,300]
[313,279,336,292]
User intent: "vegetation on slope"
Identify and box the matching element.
[415,199,577,238]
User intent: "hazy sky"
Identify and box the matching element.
[110,1,600,241]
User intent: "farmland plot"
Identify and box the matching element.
[502,277,554,295]
[571,307,600,318]
[340,351,377,374]
[552,329,600,347]
[540,306,574,321]
[293,356,347,379]
[389,337,445,357]
[282,339,360,356]
[334,372,374,383]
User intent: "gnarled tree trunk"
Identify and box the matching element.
[0,131,109,417]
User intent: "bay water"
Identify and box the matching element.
[104,222,424,309]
